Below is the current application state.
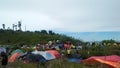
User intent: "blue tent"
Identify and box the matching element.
[25,53,47,63]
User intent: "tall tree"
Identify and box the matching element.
[48,30,55,35]
[18,21,22,31]
[7,27,10,30]
[41,30,48,34]
[14,24,17,31]
[2,24,5,30]
[13,24,15,31]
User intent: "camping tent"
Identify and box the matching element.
[46,50,61,58]
[68,58,82,63]
[0,47,6,55]
[32,51,55,60]
[25,53,47,63]
[11,49,23,55]
[82,55,120,68]
[8,53,21,63]
[68,52,82,63]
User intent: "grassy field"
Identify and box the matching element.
[5,49,118,68]
[2,44,120,68]
[5,58,110,68]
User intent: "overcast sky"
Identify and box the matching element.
[0,0,120,32]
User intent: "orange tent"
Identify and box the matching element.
[82,55,120,68]
[8,53,20,63]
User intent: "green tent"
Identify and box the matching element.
[11,49,23,55]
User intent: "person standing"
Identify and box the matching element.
[1,52,8,68]
[67,49,71,58]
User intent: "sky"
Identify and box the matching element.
[0,0,120,41]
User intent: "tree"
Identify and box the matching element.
[13,24,15,31]
[14,24,17,31]
[7,27,10,30]
[41,30,48,34]
[18,21,22,31]
[48,30,55,35]
[2,24,5,30]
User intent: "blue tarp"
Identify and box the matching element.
[68,58,82,63]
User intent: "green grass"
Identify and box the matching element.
[6,58,110,68]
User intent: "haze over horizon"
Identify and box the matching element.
[57,31,120,42]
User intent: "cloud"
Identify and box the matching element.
[0,0,120,32]
[0,10,63,31]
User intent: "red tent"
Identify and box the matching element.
[82,55,120,68]
[8,53,20,63]
[46,50,61,58]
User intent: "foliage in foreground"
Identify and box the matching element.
[6,58,110,68]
